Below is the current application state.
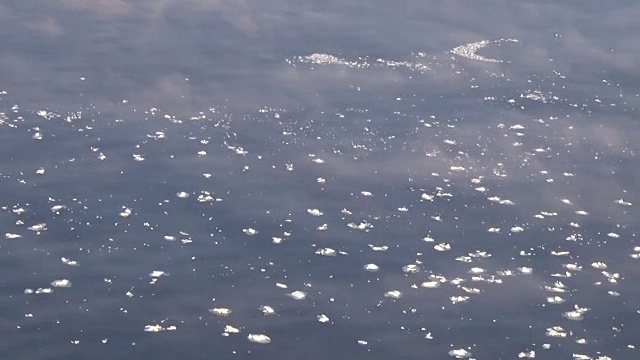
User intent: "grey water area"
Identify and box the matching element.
[0,1,639,359]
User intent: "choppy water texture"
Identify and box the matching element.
[1,1,639,359]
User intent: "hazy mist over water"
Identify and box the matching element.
[0,1,638,359]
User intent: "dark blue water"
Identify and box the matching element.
[1,1,639,359]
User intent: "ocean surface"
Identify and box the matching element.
[1,1,639,359]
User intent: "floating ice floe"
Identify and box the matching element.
[260,305,276,315]
[434,243,451,252]
[224,325,240,334]
[27,223,47,232]
[402,264,420,273]
[384,290,403,299]
[562,305,589,321]
[243,228,258,235]
[5,233,22,239]
[363,263,379,272]
[144,324,176,332]
[450,296,469,304]
[317,314,330,323]
[149,270,168,277]
[209,308,232,316]
[120,208,132,218]
[315,248,337,256]
[50,279,72,288]
[287,291,307,300]
[307,208,323,216]
[61,257,79,266]
[247,334,271,344]
[421,281,441,289]
[448,348,473,358]
[547,296,566,304]
[545,326,567,338]
[50,205,66,213]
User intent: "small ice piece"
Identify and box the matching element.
[275,283,288,289]
[510,226,524,233]
[149,270,168,277]
[487,227,500,233]
[247,334,271,344]
[607,232,620,238]
[5,233,22,239]
[364,263,379,272]
[468,267,484,274]
[243,228,258,235]
[287,291,307,300]
[133,154,145,161]
[591,262,607,270]
[50,279,72,288]
[35,167,45,175]
[398,206,409,212]
[575,210,588,216]
[315,248,337,256]
[341,208,352,215]
[450,166,466,172]
[448,348,472,358]
[361,191,373,197]
[561,199,572,205]
[209,308,232,316]
[260,305,276,315]
[312,158,324,164]
[307,208,323,216]
[176,192,189,198]
[384,290,403,299]
[357,340,368,345]
[317,314,330,323]
[272,237,283,244]
[614,199,632,206]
